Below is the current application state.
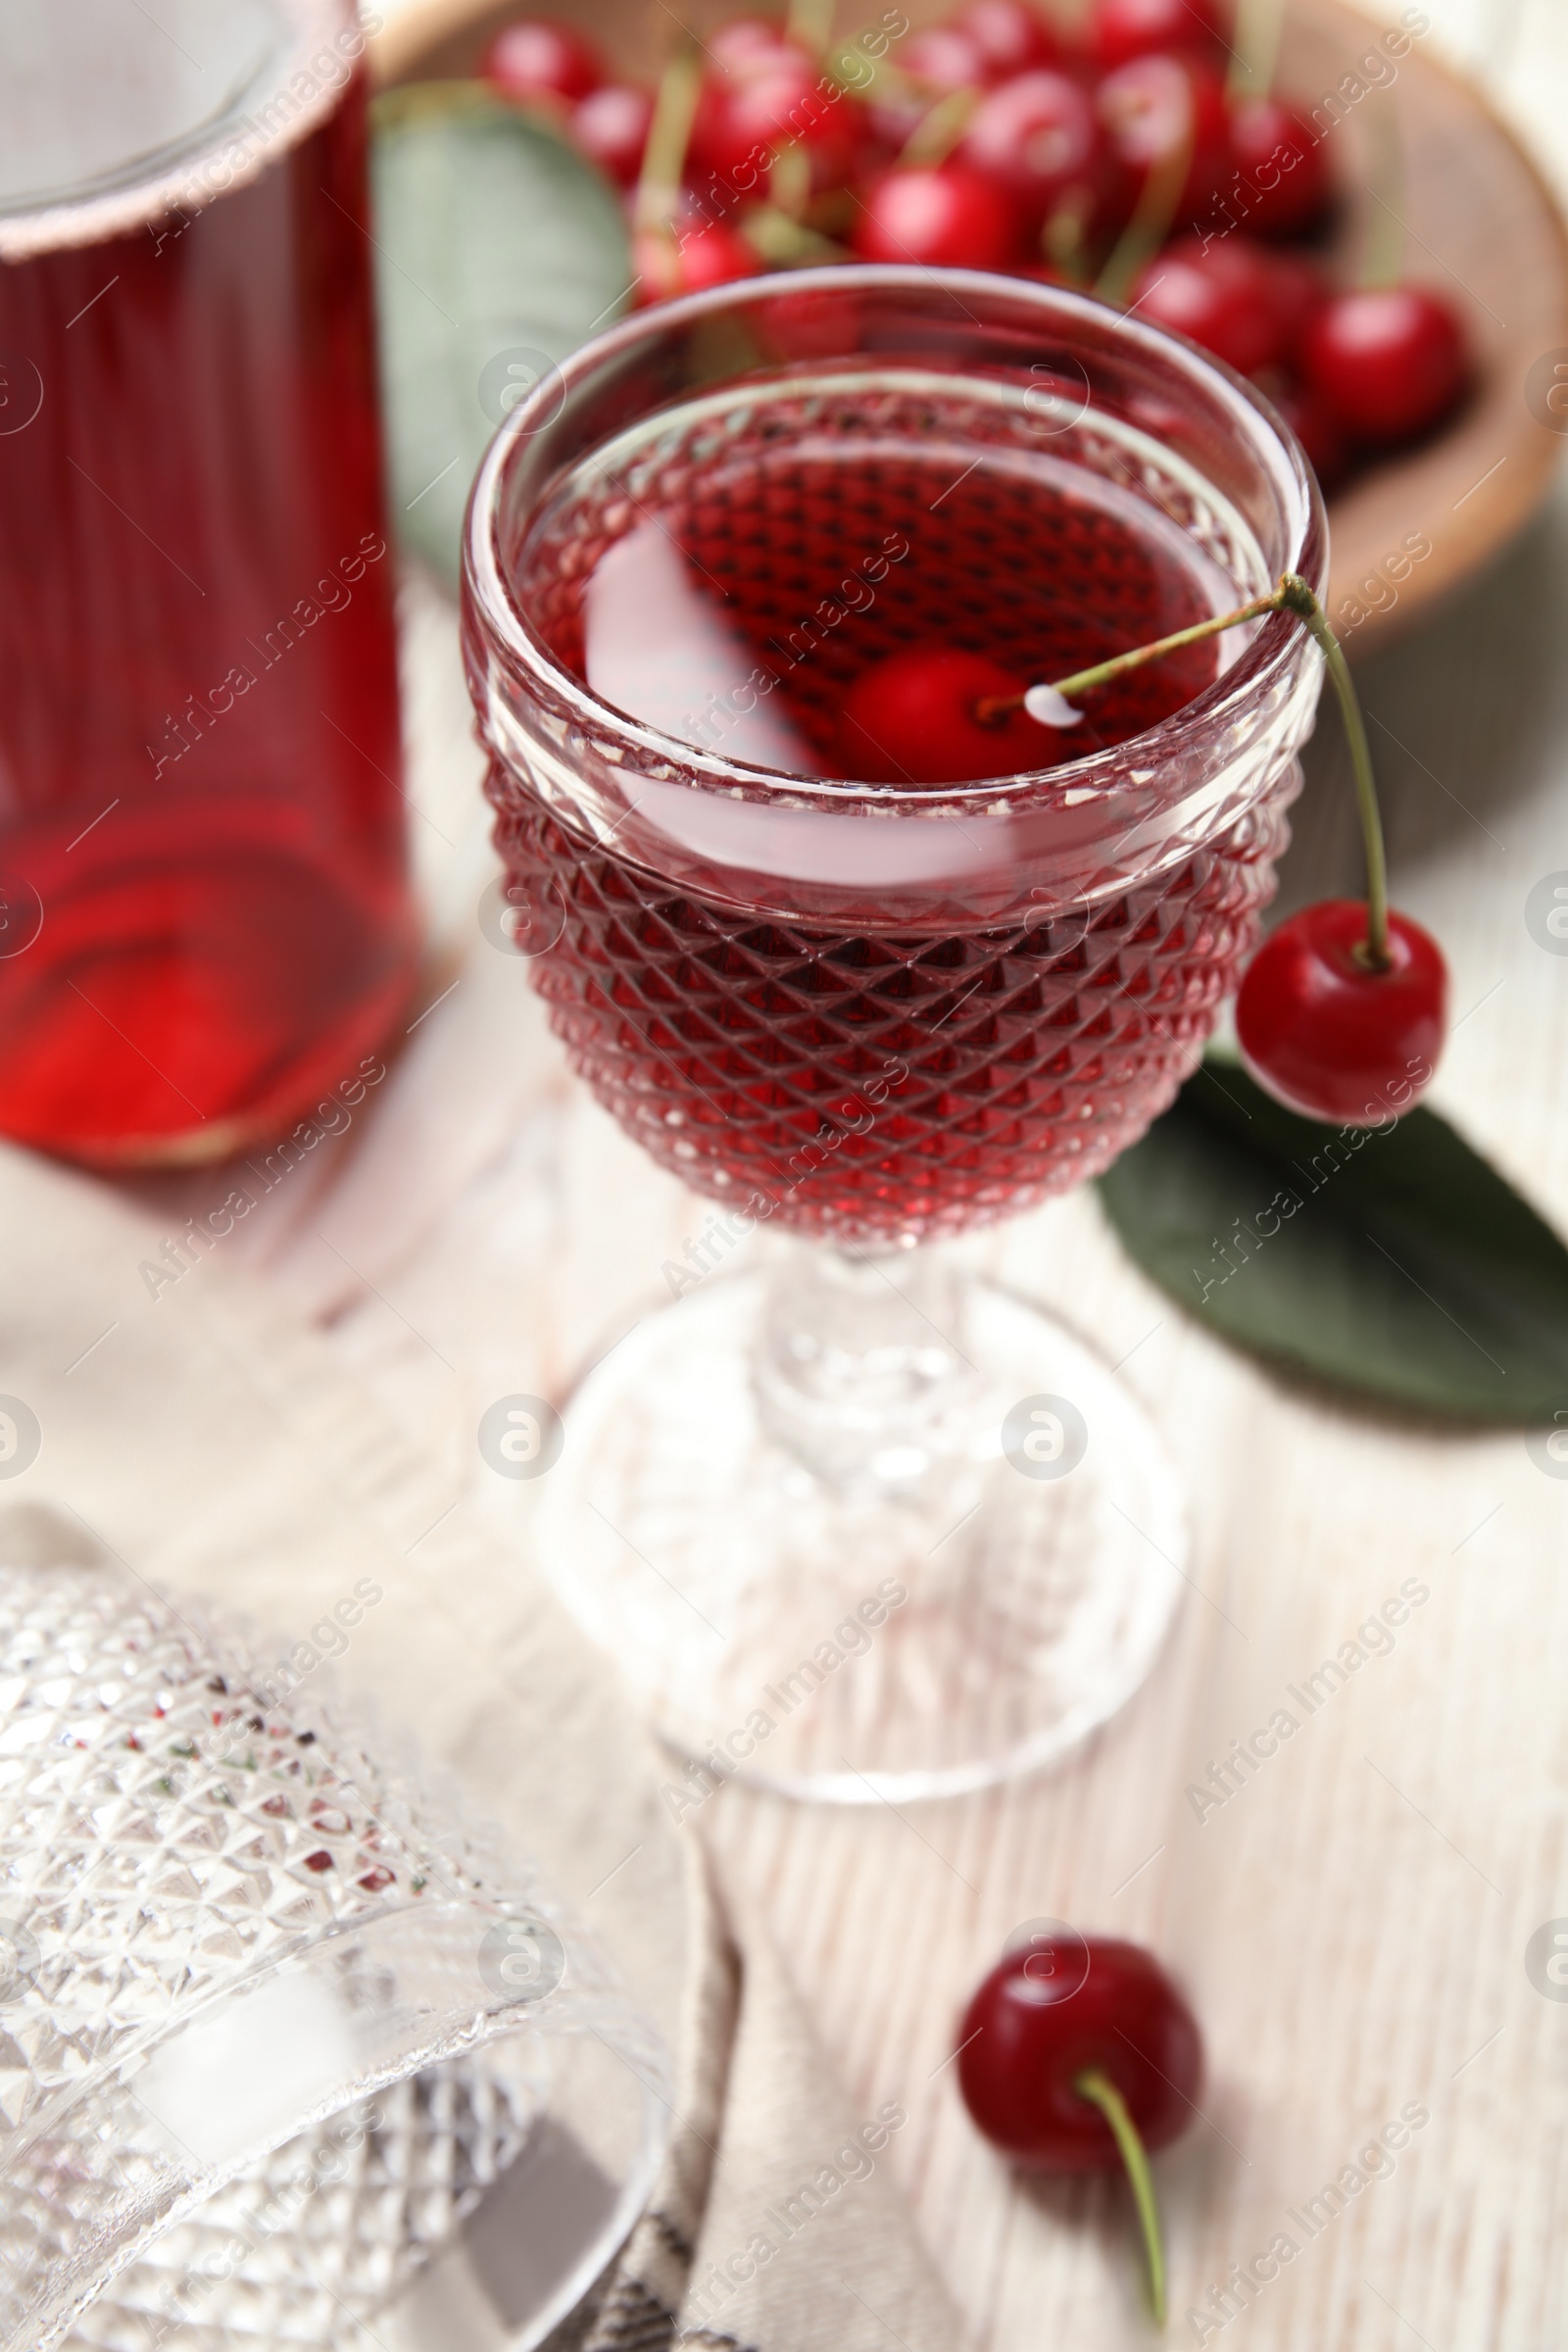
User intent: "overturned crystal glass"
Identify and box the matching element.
[463,267,1326,1802]
[0,1561,668,2352]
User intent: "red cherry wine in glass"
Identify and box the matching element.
[467,274,1323,1806]
[498,384,1287,1248]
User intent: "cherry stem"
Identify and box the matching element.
[634,36,702,237]
[1042,190,1093,285]
[1095,108,1195,309]
[742,201,843,264]
[1358,92,1406,292]
[901,83,980,168]
[976,586,1281,715]
[1226,0,1285,103]
[978,572,1391,967]
[786,0,835,60]
[1073,2069,1166,2326]
[1279,573,1391,966]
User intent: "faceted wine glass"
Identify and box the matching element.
[463,268,1326,1801]
[0,1560,668,2352]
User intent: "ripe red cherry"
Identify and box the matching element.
[837,648,1045,784]
[957,1931,1201,2325]
[850,164,1023,270]
[957,1933,1201,2169]
[708,17,801,69]
[1131,233,1291,376]
[570,84,653,186]
[1092,0,1223,67]
[1098,53,1231,228]
[955,0,1063,76]
[633,220,760,306]
[959,70,1113,233]
[1300,286,1468,445]
[690,54,861,195]
[1226,95,1332,237]
[1272,381,1349,490]
[481,18,603,108]
[1258,246,1327,364]
[1236,902,1448,1125]
[900,24,992,91]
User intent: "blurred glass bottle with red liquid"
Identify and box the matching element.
[0,1,416,1165]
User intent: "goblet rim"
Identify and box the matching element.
[464,261,1329,814]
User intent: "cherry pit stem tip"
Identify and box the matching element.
[1073,2068,1167,2325]
[977,571,1390,968]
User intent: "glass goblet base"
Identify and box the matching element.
[536,1254,1188,1804]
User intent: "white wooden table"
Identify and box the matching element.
[131,2,1568,2336]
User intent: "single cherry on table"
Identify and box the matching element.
[957,1931,1203,2321]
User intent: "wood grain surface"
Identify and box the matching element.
[122,2,1568,2341]
[369,0,1568,659]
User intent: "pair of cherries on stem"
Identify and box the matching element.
[843,574,1447,1126]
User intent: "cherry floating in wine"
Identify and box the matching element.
[957,1931,1203,2322]
[837,647,1039,783]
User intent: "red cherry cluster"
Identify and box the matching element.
[480,1,1468,477]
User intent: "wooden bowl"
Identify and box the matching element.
[369,0,1568,658]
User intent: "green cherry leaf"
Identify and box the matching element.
[369,83,632,589]
[1095,1057,1568,1425]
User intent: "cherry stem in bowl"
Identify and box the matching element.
[1227,0,1286,104]
[634,36,702,237]
[786,0,835,61]
[977,570,1390,966]
[901,83,982,167]
[1073,2068,1166,2325]
[1094,109,1194,308]
[1358,92,1406,291]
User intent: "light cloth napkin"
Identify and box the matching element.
[0,1138,959,2352]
